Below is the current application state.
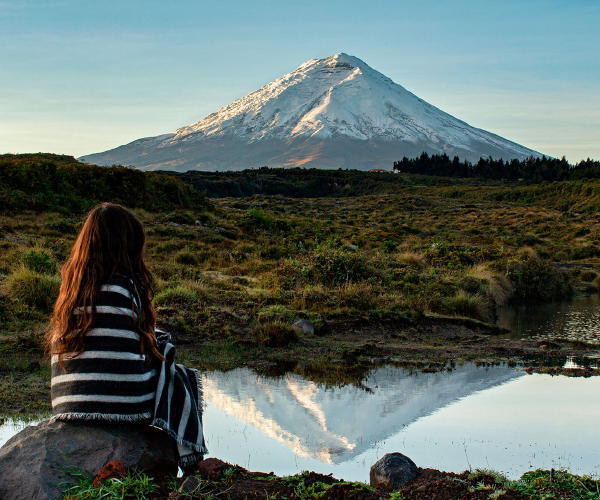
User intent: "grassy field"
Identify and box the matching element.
[0,156,599,412]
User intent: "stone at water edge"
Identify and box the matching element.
[292,319,314,335]
[0,419,178,500]
[370,452,418,490]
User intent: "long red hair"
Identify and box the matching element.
[47,203,161,360]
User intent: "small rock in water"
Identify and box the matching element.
[292,319,314,335]
[370,452,418,490]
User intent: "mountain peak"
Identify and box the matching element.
[80,53,541,171]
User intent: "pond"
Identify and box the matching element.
[497,294,600,345]
[1,296,599,482]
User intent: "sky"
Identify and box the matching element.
[0,0,598,162]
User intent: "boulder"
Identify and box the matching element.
[370,452,418,490]
[292,319,314,335]
[0,419,177,500]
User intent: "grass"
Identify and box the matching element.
[57,466,600,499]
[61,468,159,500]
[2,266,60,313]
[467,468,600,499]
[0,176,598,408]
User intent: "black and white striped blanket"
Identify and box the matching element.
[51,274,207,467]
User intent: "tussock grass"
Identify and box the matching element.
[255,321,298,347]
[3,267,60,312]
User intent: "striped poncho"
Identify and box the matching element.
[50,273,208,466]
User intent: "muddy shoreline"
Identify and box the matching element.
[165,457,595,499]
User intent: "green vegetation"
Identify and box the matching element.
[394,153,600,182]
[59,466,600,499]
[61,468,159,500]
[3,267,60,313]
[0,154,598,411]
[178,166,481,198]
[0,153,207,213]
[467,468,600,500]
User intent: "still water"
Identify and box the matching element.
[200,365,600,481]
[1,297,599,481]
[497,294,600,344]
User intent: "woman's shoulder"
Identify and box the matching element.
[101,273,135,299]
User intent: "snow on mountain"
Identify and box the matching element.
[80,53,541,171]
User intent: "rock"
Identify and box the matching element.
[370,452,418,490]
[196,457,230,479]
[0,419,177,500]
[292,319,314,335]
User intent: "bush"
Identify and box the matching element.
[174,250,200,266]
[22,248,56,274]
[506,256,572,302]
[440,290,489,321]
[4,267,60,312]
[337,282,377,311]
[579,270,597,282]
[239,208,275,230]
[292,285,331,310]
[154,285,202,307]
[45,219,77,235]
[255,321,298,347]
[308,246,371,286]
[164,210,195,225]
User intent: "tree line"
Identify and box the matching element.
[393,153,600,181]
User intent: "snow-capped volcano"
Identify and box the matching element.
[81,53,541,171]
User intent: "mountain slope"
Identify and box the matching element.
[81,53,541,171]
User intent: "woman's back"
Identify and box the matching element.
[51,273,157,421]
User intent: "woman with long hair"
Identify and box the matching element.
[46,202,207,471]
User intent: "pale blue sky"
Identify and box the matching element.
[1,0,598,161]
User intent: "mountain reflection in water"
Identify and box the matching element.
[202,364,519,464]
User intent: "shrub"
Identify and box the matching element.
[154,285,202,307]
[337,282,377,311]
[45,219,77,235]
[22,248,56,274]
[466,263,513,306]
[4,267,60,312]
[579,270,597,282]
[396,251,426,268]
[308,246,371,286]
[510,469,600,499]
[506,256,572,302]
[255,321,298,347]
[292,285,331,310]
[382,239,397,253]
[164,210,195,225]
[174,249,200,266]
[440,290,489,321]
[239,208,275,230]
